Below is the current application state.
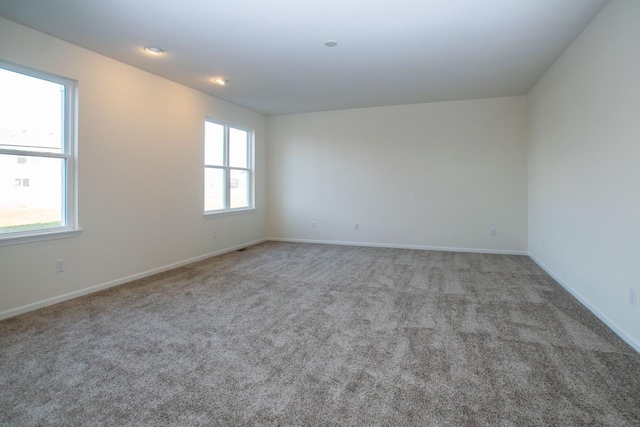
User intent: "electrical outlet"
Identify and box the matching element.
[213,230,217,239]
[311,221,316,229]
[630,287,637,306]
[56,259,65,273]
[354,223,360,231]
[489,227,496,237]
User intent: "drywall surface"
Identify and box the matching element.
[528,0,640,349]
[268,97,528,252]
[0,18,267,316]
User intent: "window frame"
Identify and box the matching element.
[203,118,254,216]
[0,60,80,247]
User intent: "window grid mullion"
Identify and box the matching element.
[0,150,68,159]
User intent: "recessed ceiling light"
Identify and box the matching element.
[324,40,338,47]
[214,78,227,86]
[143,46,163,55]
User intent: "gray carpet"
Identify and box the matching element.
[1,241,639,426]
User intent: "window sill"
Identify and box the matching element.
[204,207,255,218]
[0,227,82,247]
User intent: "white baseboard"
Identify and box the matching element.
[529,254,640,354]
[0,238,267,321]
[267,237,528,255]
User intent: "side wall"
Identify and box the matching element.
[527,0,640,350]
[267,97,528,253]
[0,18,268,317]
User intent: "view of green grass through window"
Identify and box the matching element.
[0,66,66,234]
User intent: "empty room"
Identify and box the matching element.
[0,0,639,425]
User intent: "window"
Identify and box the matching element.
[0,60,78,245]
[204,120,253,214]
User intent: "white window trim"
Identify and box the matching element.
[203,118,255,217]
[0,60,80,246]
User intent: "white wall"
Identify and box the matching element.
[268,97,528,253]
[0,18,267,317]
[528,0,640,350]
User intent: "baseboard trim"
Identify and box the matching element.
[267,237,528,255]
[529,254,640,354]
[0,238,267,321]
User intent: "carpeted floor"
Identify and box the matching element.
[1,241,639,426]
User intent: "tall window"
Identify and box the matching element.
[0,61,78,245]
[204,120,253,213]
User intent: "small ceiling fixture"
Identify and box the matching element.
[324,40,338,47]
[214,78,227,86]
[143,46,163,55]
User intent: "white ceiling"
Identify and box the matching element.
[0,0,607,115]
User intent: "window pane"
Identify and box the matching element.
[0,68,64,154]
[229,127,248,168]
[204,122,224,166]
[230,169,249,209]
[204,167,225,211]
[0,154,64,233]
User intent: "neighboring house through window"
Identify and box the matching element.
[0,60,79,245]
